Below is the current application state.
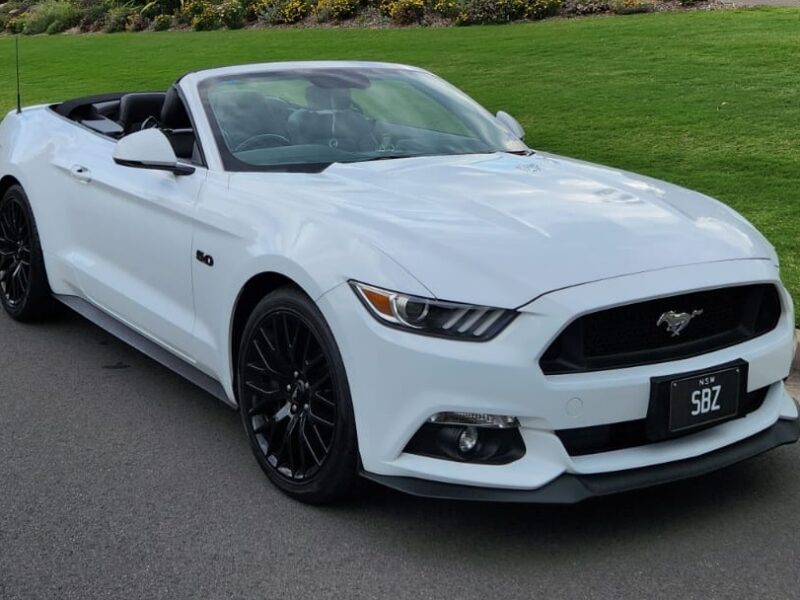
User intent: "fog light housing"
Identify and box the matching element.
[404,414,525,465]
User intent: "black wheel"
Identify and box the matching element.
[0,185,55,321]
[237,287,359,504]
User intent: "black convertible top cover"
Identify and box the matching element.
[54,92,132,119]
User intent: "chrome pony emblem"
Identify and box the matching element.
[657,309,703,337]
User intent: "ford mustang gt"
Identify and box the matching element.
[0,61,797,504]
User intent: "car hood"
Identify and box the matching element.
[238,152,775,308]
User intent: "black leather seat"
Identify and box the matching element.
[160,86,197,161]
[160,86,192,130]
[214,91,293,149]
[287,86,374,151]
[117,93,166,134]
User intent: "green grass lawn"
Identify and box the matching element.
[1,8,799,320]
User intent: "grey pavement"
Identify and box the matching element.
[1,309,799,600]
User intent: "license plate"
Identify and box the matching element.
[668,366,742,433]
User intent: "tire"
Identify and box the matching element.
[237,286,359,504]
[0,185,55,321]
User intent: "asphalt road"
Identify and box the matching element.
[1,308,799,600]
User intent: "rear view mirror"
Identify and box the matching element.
[113,129,194,176]
[495,111,525,140]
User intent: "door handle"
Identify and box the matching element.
[70,164,92,183]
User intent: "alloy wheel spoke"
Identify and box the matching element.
[0,212,14,239]
[257,327,294,380]
[312,423,329,454]
[308,410,335,429]
[253,418,275,437]
[310,371,331,393]
[279,314,299,371]
[313,391,335,408]
[246,383,284,417]
[244,310,338,482]
[15,265,28,292]
[301,418,323,467]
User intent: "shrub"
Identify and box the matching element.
[138,0,183,18]
[314,0,357,21]
[6,17,26,33]
[257,0,311,23]
[45,17,65,33]
[454,0,526,24]
[527,0,561,19]
[191,2,221,28]
[104,4,134,31]
[384,0,423,24]
[243,0,265,19]
[560,0,609,15]
[23,0,81,34]
[77,0,110,31]
[179,0,206,23]
[127,12,150,29]
[221,0,246,27]
[609,0,652,13]
[153,12,172,28]
[188,0,246,29]
[431,0,458,18]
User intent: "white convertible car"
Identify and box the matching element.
[0,61,797,503]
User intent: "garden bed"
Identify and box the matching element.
[0,0,733,34]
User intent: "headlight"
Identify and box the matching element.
[349,281,517,341]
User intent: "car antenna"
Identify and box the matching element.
[15,36,22,114]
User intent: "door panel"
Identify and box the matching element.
[56,131,205,359]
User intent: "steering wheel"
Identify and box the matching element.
[234,134,292,153]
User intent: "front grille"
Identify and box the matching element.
[556,386,769,456]
[540,284,781,375]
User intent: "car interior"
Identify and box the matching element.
[53,86,203,165]
[52,75,510,171]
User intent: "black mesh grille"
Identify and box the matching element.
[556,386,770,456]
[540,284,781,375]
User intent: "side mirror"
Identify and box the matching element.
[495,111,525,141]
[113,129,194,176]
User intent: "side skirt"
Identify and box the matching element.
[54,294,235,409]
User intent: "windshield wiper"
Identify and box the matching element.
[341,151,501,165]
[343,154,426,163]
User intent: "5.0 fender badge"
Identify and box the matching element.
[196,250,214,267]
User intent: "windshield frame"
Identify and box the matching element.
[197,67,528,173]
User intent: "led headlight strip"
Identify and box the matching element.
[350,281,517,341]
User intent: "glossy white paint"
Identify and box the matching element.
[0,61,794,492]
[112,128,181,170]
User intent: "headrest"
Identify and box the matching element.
[160,86,191,129]
[118,93,166,124]
[305,86,352,111]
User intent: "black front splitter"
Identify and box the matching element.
[362,417,800,504]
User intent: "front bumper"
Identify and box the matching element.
[363,417,800,503]
[318,259,797,495]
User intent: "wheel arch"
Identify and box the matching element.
[229,271,311,399]
[0,175,22,199]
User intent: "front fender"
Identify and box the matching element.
[191,206,432,404]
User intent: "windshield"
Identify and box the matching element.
[199,68,528,172]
